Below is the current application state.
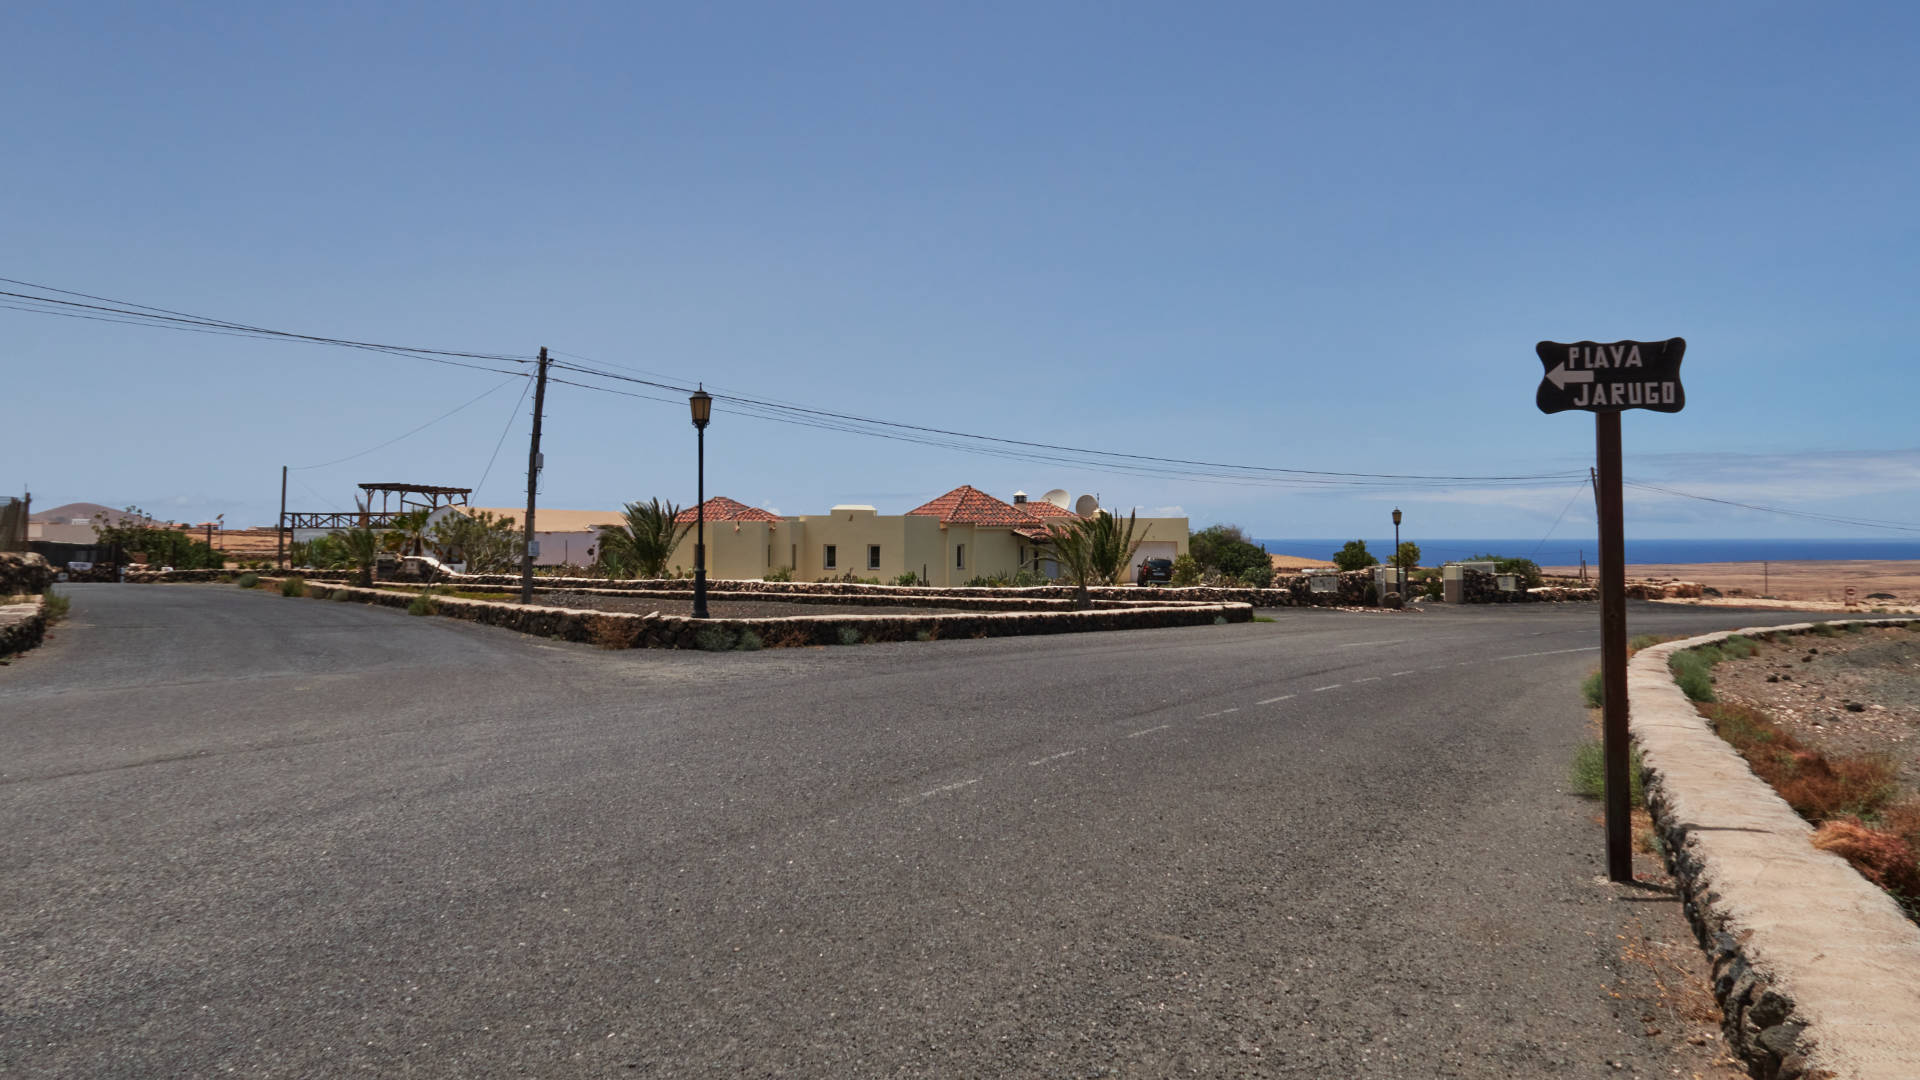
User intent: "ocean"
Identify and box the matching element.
[1252,538,1920,567]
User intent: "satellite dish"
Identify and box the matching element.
[1073,494,1099,516]
[1042,488,1070,509]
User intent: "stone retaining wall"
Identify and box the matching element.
[288,581,1253,647]
[1632,620,1920,1080]
[1,552,54,598]
[0,602,48,657]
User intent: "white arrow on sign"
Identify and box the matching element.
[1546,363,1595,390]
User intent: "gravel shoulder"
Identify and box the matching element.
[1708,624,1920,785]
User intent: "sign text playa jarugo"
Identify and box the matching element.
[1535,338,1686,414]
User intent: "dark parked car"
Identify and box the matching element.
[1136,557,1173,585]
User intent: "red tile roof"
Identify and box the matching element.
[906,485,1080,534]
[673,496,782,524]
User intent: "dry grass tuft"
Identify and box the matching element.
[1701,701,1898,821]
[1811,819,1920,903]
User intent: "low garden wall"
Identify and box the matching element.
[0,601,48,656]
[1632,620,1920,1079]
[1,551,54,599]
[292,581,1253,648]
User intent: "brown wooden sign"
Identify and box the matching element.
[1536,338,1686,414]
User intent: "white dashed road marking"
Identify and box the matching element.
[1256,693,1296,705]
[1126,725,1171,738]
[1493,646,1601,661]
[1312,684,1341,692]
[1354,676,1381,684]
[1391,670,1416,677]
[1339,639,1407,648]
[910,778,981,800]
[1027,748,1086,766]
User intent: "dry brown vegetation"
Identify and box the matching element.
[585,615,641,650]
[1700,699,1918,915]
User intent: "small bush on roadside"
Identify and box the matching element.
[332,589,352,602]
[1581,669,1604,708]
[694,626,736,652]
[308,586,332,600]
[894,571,922,586]
[1569,739,1644,806]
[1628,633,1680,654]
[1843,621,1863,633]
[736,630,763,651]
[1213,614,1228,625]
[1238,563,1275,588]
[763,566,794,582]
[1170,553,1202,587]
[1669,650,1716,703]
[236,573,260,589]
[42,589,71,623]
[406,591,439,616]
[280,577,307,598]
[1720,634,1757,659]
[836,626,863,646]
[914,628,934,642]
[1812,622,1839,638]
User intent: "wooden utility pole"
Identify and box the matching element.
[519,348,550,605]
[1595,412,1631,882]
[278,466,287,568]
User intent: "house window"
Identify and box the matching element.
[867,545,881,570]
[956,543,966,569]
[823,544,837,570]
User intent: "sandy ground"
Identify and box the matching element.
[1542,559,1920,610]
[1709,625,1920,787]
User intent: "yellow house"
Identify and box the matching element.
[666,486,1188,585]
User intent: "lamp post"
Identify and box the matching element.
[1392,507,1403,599]
[690,386,712,619]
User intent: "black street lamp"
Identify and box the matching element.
[690,386,713,619]
[1392,507,1403,599]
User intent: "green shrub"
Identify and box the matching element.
[1569,739,1644,806]
[836,626,863,646]
[1581,669,1604,708]
[894,571,922,586]
[763,566,794,582]
[1423,575,1442,600]
[279,577,307,598]
[1170,553,1201,587]
[1238,563,1275,588]
[308,586,332,600]
[736,630,763,651]
[1669,650,1716,702]
[914,628,934,642]
[42,589,71,623]
[332,589,352,602]
[236,573,260,589]
[1843,621,1863,633]
[406,591,439,616]
[695,626,736,651]
[1721,634,1757,659]
[1188,524,1269,578]
[1213,614,1228,625]
[1812,622,1839,638]
[1332,540,1377,571]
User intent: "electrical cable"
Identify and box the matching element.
[474,376,536,498]
[1529,479,1595,561]
[1623,480,1920,535]
[289,377,519,471]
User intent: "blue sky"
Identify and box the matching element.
[7,1,1918,543]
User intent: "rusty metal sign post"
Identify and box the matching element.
[1536,338,1686,883]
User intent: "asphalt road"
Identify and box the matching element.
[0,586,1821,1078]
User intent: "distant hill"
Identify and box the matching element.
[27,502,155,525]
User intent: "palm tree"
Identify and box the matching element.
[381,508,433,558]
[331,527,380,587]
[595,498,692,580]
[1044,510,1148,608]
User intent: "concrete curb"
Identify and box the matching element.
[1632,619,1920,1080]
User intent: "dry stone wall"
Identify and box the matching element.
[291,582,1252,648]
[0,602,48,656]
[1,552,54,598]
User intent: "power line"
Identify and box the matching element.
[289,377,520,471]
[1623,480,1920,534]
[474,376,536,497]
